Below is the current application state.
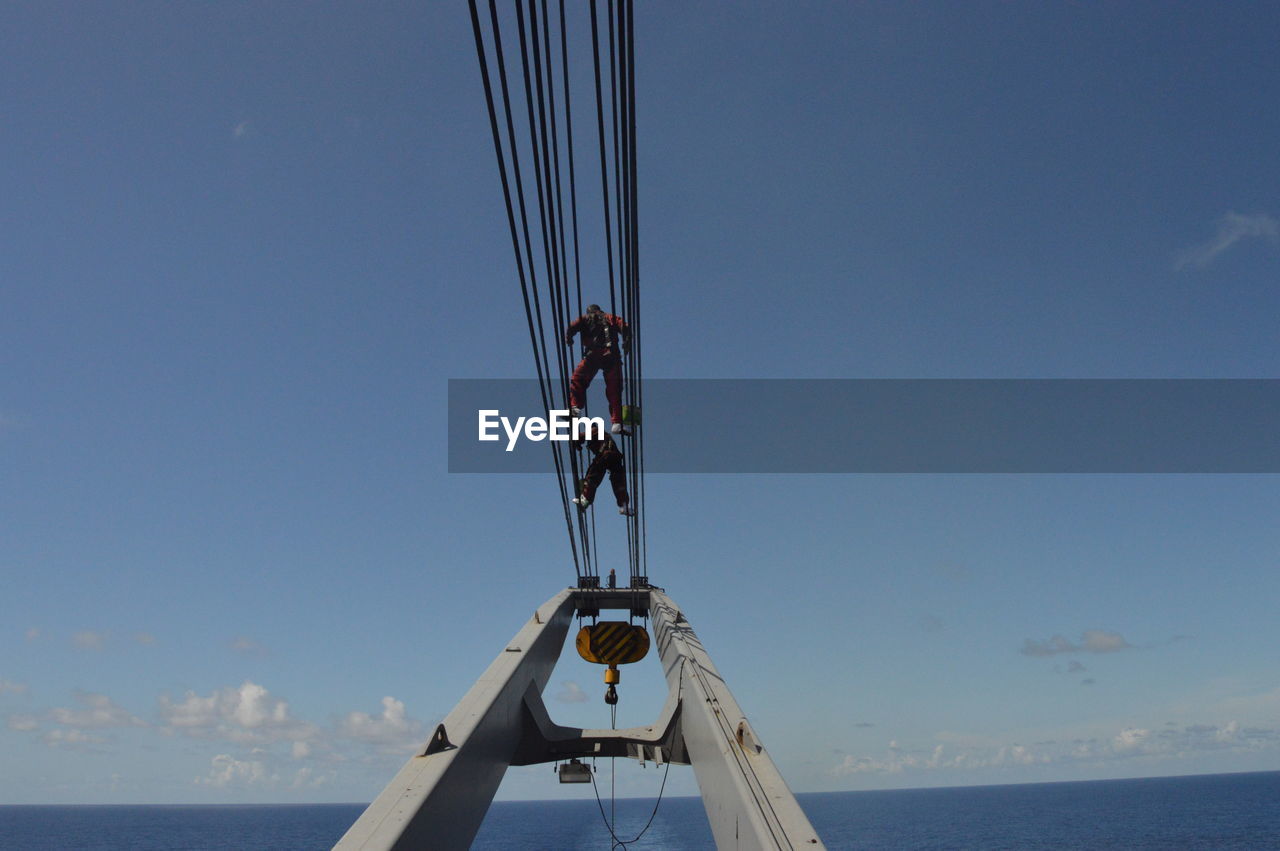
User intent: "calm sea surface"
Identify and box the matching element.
[2,770,1278,849]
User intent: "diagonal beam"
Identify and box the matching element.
[648,589,825,849]
[334,589,576,850]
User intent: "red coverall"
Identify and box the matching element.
[564,310,630,424]
[579,435,628,507]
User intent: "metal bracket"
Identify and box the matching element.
[423,724,456,756]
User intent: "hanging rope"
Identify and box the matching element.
[473,3,667,843]
[589,659,679,849]
[590,757,672,850]
[611,0,647,584]
[471,0,650,587]
[469,0,583,578]
[520,0,597,578]
[478,0,682,583]
[589,0,618,320]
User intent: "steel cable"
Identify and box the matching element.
[471,0,582,577]
[470,0,646,584]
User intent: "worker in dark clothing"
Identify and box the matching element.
[564,304,631,434]
[571,433,635,516]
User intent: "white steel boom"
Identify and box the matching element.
[335,586,825,850]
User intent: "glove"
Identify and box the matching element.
[622,341,631,356]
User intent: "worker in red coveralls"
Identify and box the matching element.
[571,433,635,516]
[564,304,631,434]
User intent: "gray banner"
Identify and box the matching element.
[447,379,1280,473]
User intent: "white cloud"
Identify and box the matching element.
[0,679,28,696]
[134,633,156,646]
[198,754,271,788]
[72,631,107,651]
[1176,211,1280,270]
[7,693,139,747]
[50,691,145,729]
[554,681,588,703]
[338,696,425,754]
[834,720,1277,778]
[230,683,287,729]
[290,766,335,789]
[832,742,956,776]
[1021,634,1074,656]
[4,678,442,787]
[8,678,436,773]
[1079,630,1131,653]
[230,636,266,656]
[24,628,41,642]
[1021,629,1132,657]
[159,681,317,745]
[7,714,40,732]
[41,728,107,749]
[155,681,435,766]
[1112,726,1149,752]
[232,121,251,140]
[1214,720,1240,743]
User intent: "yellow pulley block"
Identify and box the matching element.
[575,621,650,666]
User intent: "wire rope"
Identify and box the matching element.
[469,0,581,577]
[470,0,648,588]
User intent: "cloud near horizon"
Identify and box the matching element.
[198,754,271,788]
[2,692,145,752]
[5,680,431,789]
[832,720,1277,778]
[337,696,426,754]
[158,681,317,746]
[51,691,147,730]
[42,728,108,749]
[1176,211,1280,269]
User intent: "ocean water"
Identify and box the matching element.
[2,770,1278,849]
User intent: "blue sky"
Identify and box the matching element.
[2,1,1280,807]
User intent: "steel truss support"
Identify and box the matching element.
[335,587,825,850]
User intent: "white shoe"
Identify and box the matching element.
[573,496,591,509]
[611,423,631,435]
[619,505,636,516]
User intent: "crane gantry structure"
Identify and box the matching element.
[336,585,825,849]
